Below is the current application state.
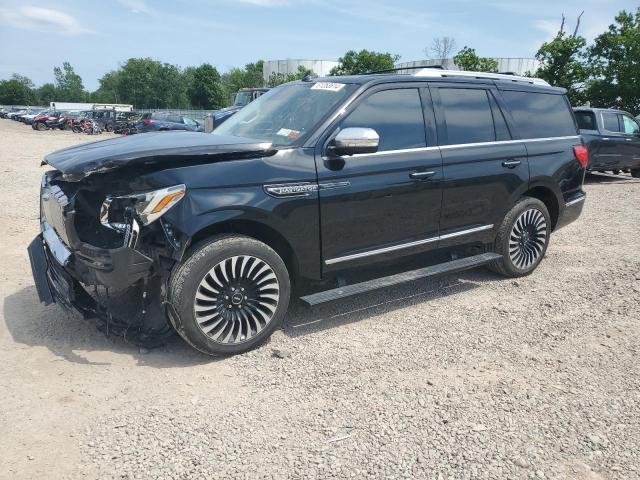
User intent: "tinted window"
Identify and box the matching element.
[439,88,495,144]
[621,115,639,134]
[602,113,621,132]
[341,89,426,151]
[488,92,511,141]
[574,111,596,130]
[501,91,576,139]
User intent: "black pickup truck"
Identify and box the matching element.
[574,107,640,177]
[28,69,587,356]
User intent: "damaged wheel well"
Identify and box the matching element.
[188,220,300,280]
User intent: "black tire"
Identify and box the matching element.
[105,124,114,132]
[489,197,551,277]
[631,169,640,178]
[35,122,47,131]
[612,169,620,175]
[168,234,291,356]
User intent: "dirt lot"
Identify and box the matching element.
[0,118,638,480]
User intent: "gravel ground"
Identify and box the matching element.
[0,119,638,480]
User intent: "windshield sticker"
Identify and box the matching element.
[277,128,301,139]
[311,82,346,92]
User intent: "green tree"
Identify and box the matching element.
[534,13,589,105]
[267,65,311,87]
[586,8,640,113]
[0,77,36,105]
[329,49,400,75]
[453,47,498,72]
[221,60,265,104]
[53,62,86,101]
[186,63,226,109]
[113,58,188,109]
[91,71,121,104]
[36,83,58,105]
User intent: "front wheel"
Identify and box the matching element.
[631,169,640,178]
[489,197,550,277]
[168,234,291,356]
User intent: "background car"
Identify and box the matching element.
[134,112,203,133]
[208,88,270,131]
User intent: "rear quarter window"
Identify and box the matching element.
[574,111,597,130]
[501,90,577,139]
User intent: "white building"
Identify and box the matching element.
[263,59,339,82]
[396,58,540,76]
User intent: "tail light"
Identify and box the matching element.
[573,145,589,168]
[143,119,152,126]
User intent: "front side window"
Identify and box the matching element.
[215,82,357,146]
[184,117,198,126]
[501,90,577,139]
[602,113,621,132]
[622,115,640,135]
[339,88,426,151]
[439,88,496,145]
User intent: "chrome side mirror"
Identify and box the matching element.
[329,127,379,156]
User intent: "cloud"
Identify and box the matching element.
[0,6,93,35]
[117,0,152,14]
[534,19,561,39]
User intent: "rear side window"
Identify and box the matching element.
[501,91,577,139]
[574,111,596,130]
[341,88,426,151]
[602,113,621,132]
[439,88,496,144]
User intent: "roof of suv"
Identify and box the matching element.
[305,69,564,93]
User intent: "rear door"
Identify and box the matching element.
[431,83,527,247]
[598,111,627,168]
[316,85,443,270]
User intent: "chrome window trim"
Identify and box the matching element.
[323,136,580,160]
[438,135,580,150]
[325,224,494,265]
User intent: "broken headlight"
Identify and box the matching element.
[100,184,186,232]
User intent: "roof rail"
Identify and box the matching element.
[413,68,550,86]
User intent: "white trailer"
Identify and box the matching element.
[50,102,133,112]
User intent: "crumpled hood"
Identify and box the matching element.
[44,131,276,181]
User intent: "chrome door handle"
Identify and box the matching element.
[409,171,436,179]
[502,160,521,168]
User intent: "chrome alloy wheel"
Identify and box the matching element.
[509,208,548,270]
[193,255,280,344]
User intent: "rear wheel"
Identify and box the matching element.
[490,197,550,277]
[168,234,291,356]
[631,169,640,178]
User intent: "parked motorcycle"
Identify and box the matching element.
[72,118,103,134]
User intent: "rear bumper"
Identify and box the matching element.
[555,192,586,230]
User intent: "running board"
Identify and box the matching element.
[300,252,502,307]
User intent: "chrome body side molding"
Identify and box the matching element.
[325,224,494,265]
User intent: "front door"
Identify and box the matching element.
[315,86,443,271]
[620,113,640,168]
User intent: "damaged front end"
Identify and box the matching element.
[28,169,188,347]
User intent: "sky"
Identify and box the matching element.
[0,0,633,91]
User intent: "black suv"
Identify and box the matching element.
[28,70,587,355]
[574,107,640,176]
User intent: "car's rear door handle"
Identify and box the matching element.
[502,160,521,168]
[409,171,436,180]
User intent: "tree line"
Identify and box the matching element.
[0,7,637,113]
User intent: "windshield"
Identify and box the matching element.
[233,91,252,107]
[216,82,357,146]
